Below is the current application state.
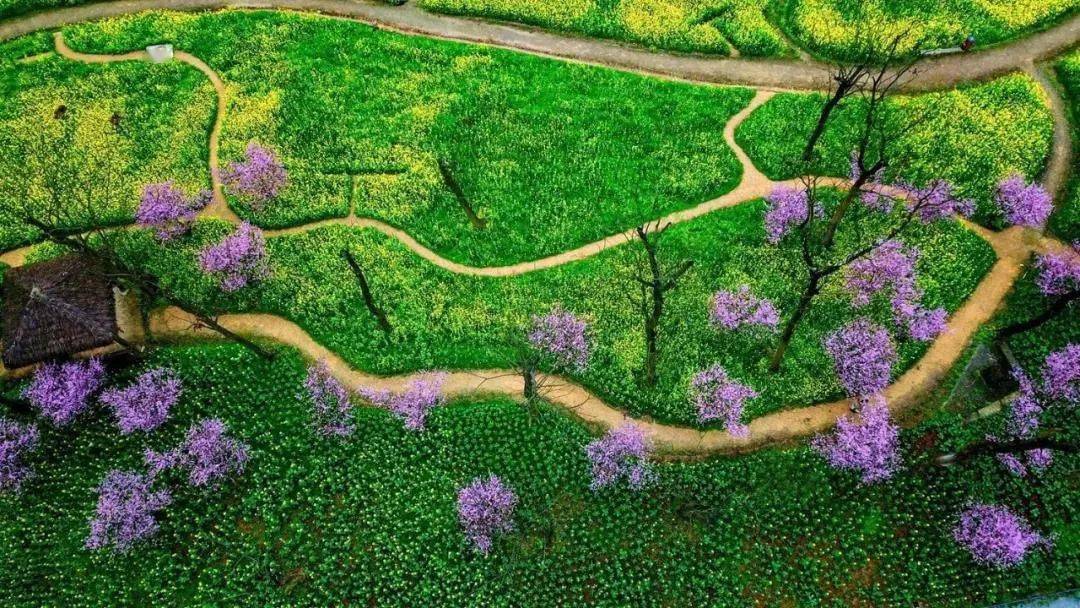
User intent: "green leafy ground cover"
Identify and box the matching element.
[0,50,213,251]
[0,342,1076,606]
[735,74,1055,226]
[1052,51,1080,242]
[101,192,995,427]
[60,10,752,267]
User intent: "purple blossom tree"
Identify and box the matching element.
[99,368,182,434]
[457,474,517,554]
[812,400,900,483]
[1042,343,1079,404]
[359,373,447,432]
[0,419,39,493]
[900,180,976,223]
[527,307,590,371]
[953,503,1049,568]
[584,423,653,491]
[843,240,947,341]
[220,142,287,211]
[145,419,249,488]
[689,365,757,437]
[709,285,779,331]
[135,181,211,242]
[763,186,821,245]
[1007,368,1044,439]
[302,361,354,437]
[23,358,106,426]
[198,222,269,292]
[998,243,1079,341]
[85,470,172,552]
[995,175,1053,229]
[824,319,896,404]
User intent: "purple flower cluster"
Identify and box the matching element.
[359,373,448,432]
[709,285,779,331]
[99,368,182,434]
[1006,368,1043,439]
[811,401,900,483]
[1042,343,1080,404]
[584,423,654,491]
[953,503,1048,568]
[198,222,269,292]
[527,307,589,371]
[995,175,1053,229]
[689,364,757,437]
[302,361,354,437]
[844,241,947,341]
[85,470,172,553]
[0,419,39,493]
[763,186,820,244]
[135,181,211,241]
[996,449,1053,478]
[220,142,287,210]
[823,319,896,402]
[23,359,106,426]
[145,419,249,488]
[903,180,975,223]
[1034,243,1080,296]
[457,474,517,554]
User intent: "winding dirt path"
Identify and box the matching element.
[0,1,1078,92]
[1,15,1074,456]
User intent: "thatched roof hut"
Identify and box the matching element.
[2,254,117,369]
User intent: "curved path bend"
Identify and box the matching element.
[0,21,1074,457]
[0,0,1078,92]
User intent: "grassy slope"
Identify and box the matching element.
[62,10,752,267]
[735,74,1055,226]
[0,342,1075,606]
[108,194,995,427]
[0,47,213,250]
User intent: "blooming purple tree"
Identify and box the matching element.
[23,359,106,426]
[457,474,518,554]
[689,365,757,437]
[584,423,654,491]
[145,418,249,488]
[843,240,947,341]
[953,503,1049,568]
[1043,343,1080,404]
[0,419,39,493]
[198,221,269,292]
[220,142,287,211]
[99,368,182,434]
[527,307,590,371]
[135,181,211,241]
[812,400,900,483]
[824,319,897,405]
[85,470,172,552]
[995,175,1053,229]
[998,243,1079,341]
[763,186,821,245]
[302,361,354,437]
[359,373,447,432]
[709,285,779,331]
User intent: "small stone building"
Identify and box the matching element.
[1,254,119,369]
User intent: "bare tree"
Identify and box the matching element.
[628,221,694,387]
[341,249,393,334]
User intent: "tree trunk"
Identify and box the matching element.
[936,436,1078,466]
[821,172,872,248]
[996,290,1079,341]
[342,249,393,334]
[522,363,538,401]
[437,158,486,230]
[769,275,820,373]
[802,89,848,163]
[643,282,664,387]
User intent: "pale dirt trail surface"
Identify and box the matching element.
[0,0,1077,92]
[0,19,1074,456]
